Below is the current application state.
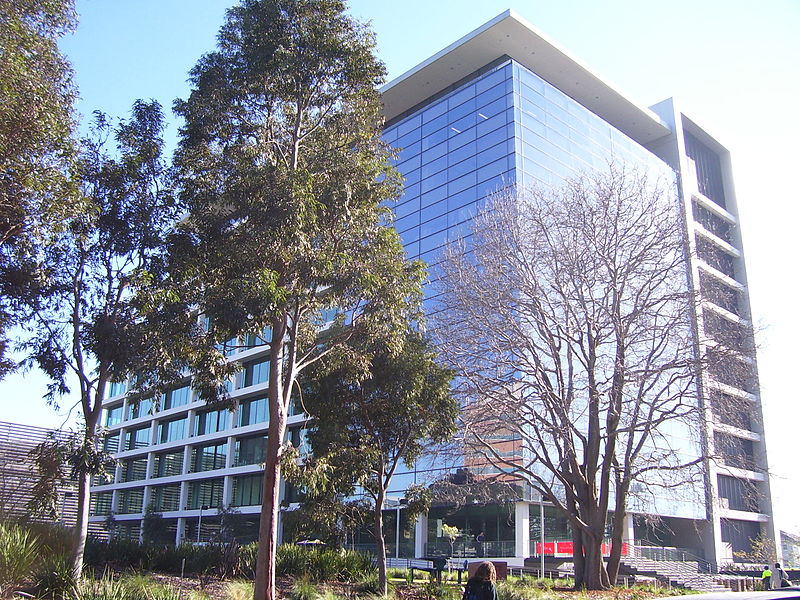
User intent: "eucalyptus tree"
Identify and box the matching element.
[169,2,424,599]
[0,0,78,377]
[18,101,174,580]
[293,331,456,595]
[434,167,719,589]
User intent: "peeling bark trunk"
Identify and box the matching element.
[71,469,91,581]
[374,486,388,596]
[253,409,286,600]
[254,319,290,600]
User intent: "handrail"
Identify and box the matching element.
[632,539,715,573]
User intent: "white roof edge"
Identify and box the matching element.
[378,9,514,96]
[380,10,672,147]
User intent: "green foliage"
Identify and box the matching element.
[75,572,188,600]
[75,572,129,600]
[290,577,318,600]
[0,0,78,379]
[355,571,383,595]
[0,522,40,596]
[223,579,254,600]
[17,99,176,579]
[33,554,78,600]
[421,581,458,600]
[236,542,259,579]
[141,505,175,546]
[301,331,456,496]
[296,330,455,594]
[28,432,116,519]
[148,4,429,595]
[275,544,375,582]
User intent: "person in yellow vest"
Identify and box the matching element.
[762,565,772,590]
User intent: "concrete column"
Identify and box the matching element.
[515,501,530,559]
[226,436,236,468]
[179,481,189,511]
[623,513,635,547]
[276,510,283,545]
[182,444,193,475]
[146,452,156,480]
[415,513,428,558]
[222,475,233,508]
[176,517,186,545]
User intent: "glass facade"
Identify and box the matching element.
[238,396,268,427]
[157,416,187,443]
[242,357,269,388]
[232,473,263,507]
[191,442,228,473]
[194,408,228,436]
[163,385,191,410]
[234,434,266,466]
[385,58,700,521]
[187,478,224,510]
[153,450,184,478]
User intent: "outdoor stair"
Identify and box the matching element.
[618,555,730,592]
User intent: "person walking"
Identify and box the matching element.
[772,562,789,589]
[462,561,498,600]
[475,531,485,558]
[762,565,772,590]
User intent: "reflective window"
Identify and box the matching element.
[153,450,184,478]
[151,484,181,512]
[105,405,123,427]
[238,396,268,427]
[194,408,228,436]
[190,442,227,472]
[187,478,223,510]
[157,417,187,443]
[232,474,263,507]
[234,434,266,467]
[163,385,191,410]
[242,358,269,388]
[125,426,150,450]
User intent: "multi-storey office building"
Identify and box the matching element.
[90,10,775,568]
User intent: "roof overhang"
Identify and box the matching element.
[380,10,671,146]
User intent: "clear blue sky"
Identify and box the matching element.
[3,0,799,533]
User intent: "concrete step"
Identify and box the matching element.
[618,557,730,593]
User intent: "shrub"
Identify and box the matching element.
[421,581,459,600]
[0,522,40,596]
[355,571,382,595]
[33,555,77,600]
[277,544,310,578]
[76,572,128,600]
[290,577,318,600]
[237,542,258,579]
[224,580,254,600]
[337,550,374,582]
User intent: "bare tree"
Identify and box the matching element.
[433,166,711,589]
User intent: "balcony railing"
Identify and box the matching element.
[424,539,515,558]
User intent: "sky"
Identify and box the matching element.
[2,0,799,535]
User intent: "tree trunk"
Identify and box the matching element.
[71,468,91,581]
[374,486,388,596]
[571,524,585,589]
[253,319,290,600]
[606,504,628,584]
[253,408,287,600]
[582,530,610,590]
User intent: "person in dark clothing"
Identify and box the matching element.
[476,531,485,557]
[462,561,498,600]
